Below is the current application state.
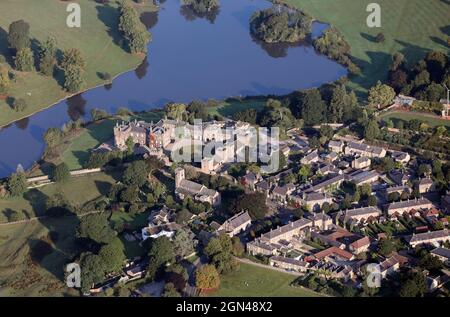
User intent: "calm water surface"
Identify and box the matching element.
[0,0,346,177]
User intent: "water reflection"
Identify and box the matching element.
[140,11,159,29]
[180,5,220,24]
[67,94,87,121]
[14,117,29,130]
[135,57,149,80]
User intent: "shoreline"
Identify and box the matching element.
[0,57,146,130]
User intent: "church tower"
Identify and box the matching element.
[175,168,185,188]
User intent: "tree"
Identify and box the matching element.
[147,236,175,280]
[299,89,326,125]
[231,236,245,257]
[173,228,196,258]
[175,208,193,224]
[119,1,151,54]
[165,103,186,121]
[418,164,431,177]
[123,160,148,187]
[195,264,220,291]
[79,252,106,293]
[204,234,238,274]
[162,282,181,297]
[368,195,377,206]
[8,20,30,53]
[399,270,427,297]
[120,185,139,203]
[39,37,58,76]
[364,119,380,141]
[377,238,396,256]
[91,108,109,121]
[15,47,34,72]
[61,48,86,70]
[233,192,268,220]
[52,162,70,183]
[63,65,84,93]
[7,171,27,197]
[0,67,10,94]
[76,213,117,245]
[368,81,395,108]
[43,128,63,148]
[250,7,312,43]
[12,98,27,112]
[99,237,126,274]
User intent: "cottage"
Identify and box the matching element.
[305,174,346,193]
[351,156,371,169]
[300,150,319,165]
[269,256,308,272]
[337,206,382,224]
[386,198,433,216]
[348,170,380,186]
[328,140,344,153]
[430,247,450,264]
[409,229,450,247]
[417,178,434,194]
[302,192,333,212]
[305,246,355,262]
[217,211,252,237]
[259,218,313,244]
[390,150,410,164]
[255,180,271,197]
[349,236,371,254]
[344,141,386,158]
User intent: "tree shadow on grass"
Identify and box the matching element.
[95,180,113,196]
[23,189,49,217]
[360,32,377,43]
[28,210,82,284]
[96,4,124,49]
[0,27,13,66]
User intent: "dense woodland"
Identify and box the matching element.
[250,6,312,43]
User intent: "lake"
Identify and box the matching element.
[0,0,346,178]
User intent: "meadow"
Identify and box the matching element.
[210,262,321,297]
[0,0,152,127]
[284,0,450,94]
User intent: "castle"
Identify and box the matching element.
[113,119,257,173]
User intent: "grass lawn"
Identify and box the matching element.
[209,262,322,297]
[284,0,450,95]
[208,98,267,118]
[62,119,117,170]
[379,111,450,128]
[0,171,119,221]
[0,217,82,296]
[0,0,155,127]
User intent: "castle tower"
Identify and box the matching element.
[175,168,185,188]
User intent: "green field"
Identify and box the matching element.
[0,0,153,127]
[284,0,450,94]
[379,111,450,128]
[210,262,322,297]
[208,98,266,118]
[0,171,119,221]
[0,216,82,296]
[62,120,117,170]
